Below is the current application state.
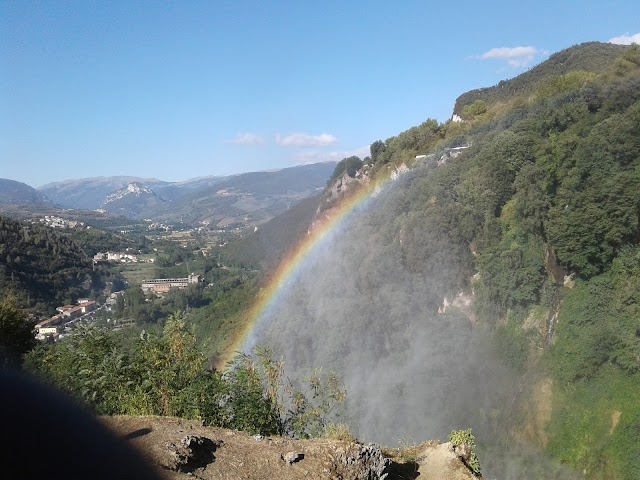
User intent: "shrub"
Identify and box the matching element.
[448,428,481,476]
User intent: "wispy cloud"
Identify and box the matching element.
[293,145,371,164]
[227,132,264,145]
[275,132,338,148]
[609,32,640,45]
[479,46,541,68]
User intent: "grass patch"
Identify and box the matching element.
[322,423,356,442]
[116,261,157,285]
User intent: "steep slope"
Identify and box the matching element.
[0,215,106,312]
[221,193,323,269]
[0,178,53,206]
[235,41,640,479]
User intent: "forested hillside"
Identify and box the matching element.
[453,42,628,115]
[0,178,53,206]
[221,194,323,269]
[0,216,116,312]
[232,41,640,478]
[353,42,640,478]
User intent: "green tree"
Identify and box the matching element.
[114,294,125,318]
[25,325,129,411]
[0,296,36,369]
[224,352,282,436]
[328,156,364,185]
[461,99,487,120]
[370,140,386,163]
[225,347,347,438]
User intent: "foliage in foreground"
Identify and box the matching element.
[24,312,345,437]
[0,295,36,369]
[546,365,640,480]
[233,347,347,438]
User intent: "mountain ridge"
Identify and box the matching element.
[36,162,337,226]
[0,178,54,206]
[453,41,630,116]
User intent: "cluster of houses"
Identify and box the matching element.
[34,292,125,341]
[33,275,205,342]
[146,221,172,231]
[93,251,151,263]
[37,216,87,229]
[35,299,97,340]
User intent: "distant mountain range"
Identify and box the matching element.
[0,162,337,228]
[38,175,224,210]
[0,178,53,206]
[142,163,337,227]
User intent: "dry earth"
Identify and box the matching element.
[102,416,477,480]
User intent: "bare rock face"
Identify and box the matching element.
[453,442,473,462]
[325,443,391,480]
[416,442,477,480]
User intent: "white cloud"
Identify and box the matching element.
[609,32,640,45]
[480,46,541,68]
[227,133,264,145]
[275,132,337,148]
[293,145,371,164]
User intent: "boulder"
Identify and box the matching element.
[283,451,305,464]
[325,443,391,480]
[164,435,221,472]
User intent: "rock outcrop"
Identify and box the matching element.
[415,441,477,480]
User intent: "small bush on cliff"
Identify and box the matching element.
[448,428,481,477]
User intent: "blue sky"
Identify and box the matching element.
[1,1,639,187]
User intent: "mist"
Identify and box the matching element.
[252,171,505,438]
[250,166,582,478]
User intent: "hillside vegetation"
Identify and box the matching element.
[0,216,117,312]
[221,194,323,270]
[343,42,640,479]
[453,42,628,115]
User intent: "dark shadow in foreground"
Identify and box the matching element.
[0,370,162,480]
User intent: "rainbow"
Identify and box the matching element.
[219,167,403,368]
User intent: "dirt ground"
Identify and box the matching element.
[102,416,476,480]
